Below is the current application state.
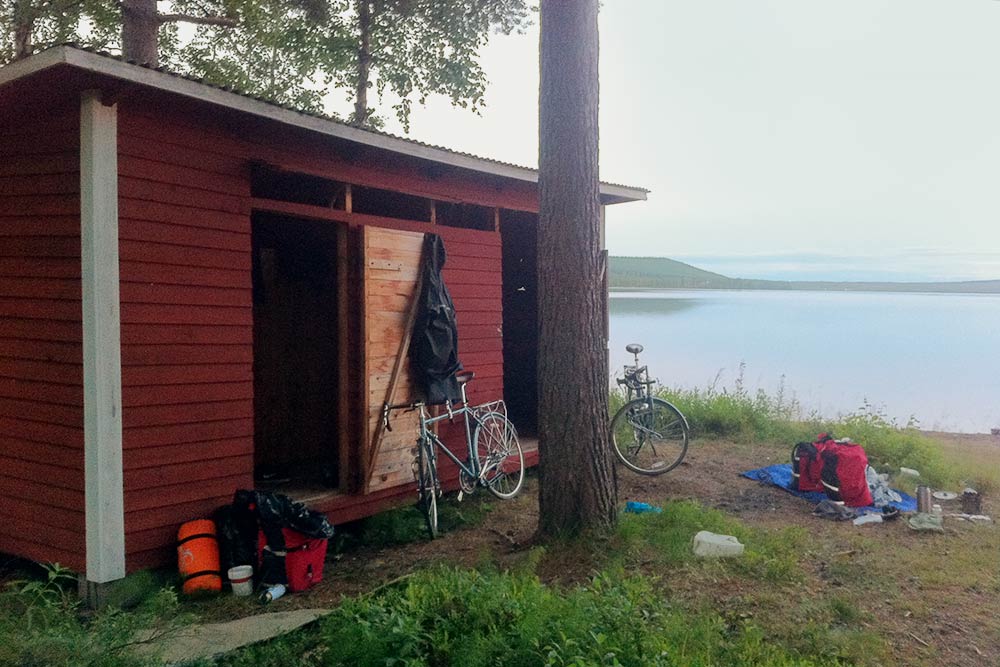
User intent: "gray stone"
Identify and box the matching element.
[137,608,331,665]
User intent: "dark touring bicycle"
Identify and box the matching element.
[610,344,691,475]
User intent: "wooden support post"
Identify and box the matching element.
[429,200,436,225]
[80,90,125,593]
[344,183,353,213]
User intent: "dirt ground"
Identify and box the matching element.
[222,436,1000,667]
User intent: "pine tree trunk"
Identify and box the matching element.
[536,0,617,538]
[121,0,160,65]
[353,0,373,125]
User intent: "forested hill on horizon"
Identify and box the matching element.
[609,256,1000,294]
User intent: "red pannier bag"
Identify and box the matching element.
[820,441,873,507]
[258,528,328,593]
[791,433,833,492]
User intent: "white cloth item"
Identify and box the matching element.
[866,465,902,507]
[853,513,883,526]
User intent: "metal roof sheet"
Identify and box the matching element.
[0,44,648,203]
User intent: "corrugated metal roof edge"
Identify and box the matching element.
[0,44,648,202]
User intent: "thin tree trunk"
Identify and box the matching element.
[536,0,617,538]
[12,0,34,60]
[121,0,160,65]
[353,0,372,125]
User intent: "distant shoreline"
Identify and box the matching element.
[609,256,1000,295]
[609,285,1000,296]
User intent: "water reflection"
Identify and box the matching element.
[608,289,1000,433]
[609,294,702,317]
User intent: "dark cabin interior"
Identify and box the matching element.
[251,213,343,491]
[501,210,539,436]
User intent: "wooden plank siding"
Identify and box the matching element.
[113,98,519,570]
[0,106,86,571]
[115,110,255,569]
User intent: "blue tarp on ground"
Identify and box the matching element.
[741,463,918,513]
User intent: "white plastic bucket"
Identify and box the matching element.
[227,565,254,597]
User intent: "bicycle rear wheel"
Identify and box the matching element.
[474,412,525,499]
[416,441,438,538]
[610,396,689,475]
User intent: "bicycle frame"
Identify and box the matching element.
[618,355,669,440]
[384,381,504,487]
[415,403,483,480]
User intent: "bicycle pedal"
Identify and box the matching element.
[457,491,464,502]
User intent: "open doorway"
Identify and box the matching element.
[252,213,345,495]
[500,210,539,437]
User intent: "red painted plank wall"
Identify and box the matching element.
[116,96,519,570]
[0,105,86,570]
[116,108,255,570]
[435,226,504,457]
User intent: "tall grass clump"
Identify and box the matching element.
[306,567,851,667]
[820,404,995,492]
[0,563,182,667]
[612,363,808,443]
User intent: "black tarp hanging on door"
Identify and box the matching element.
[410,233,463,403]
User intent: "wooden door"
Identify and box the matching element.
[362,226,425,492]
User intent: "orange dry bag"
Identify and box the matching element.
[177,519,222,595]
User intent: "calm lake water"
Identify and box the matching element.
[609,290,1000,434]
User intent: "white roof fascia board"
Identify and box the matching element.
[0,46,67,87]
[2,46,647,202]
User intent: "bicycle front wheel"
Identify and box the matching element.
[474,412,525,499]
[610,397,689,475]
[416,442,438,538]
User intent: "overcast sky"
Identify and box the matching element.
[331,0,1000,282]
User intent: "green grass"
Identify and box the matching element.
[614,499,806,584]
[336,493,496,551]
[217,567,857,667]
[214,498,890,667]
[0,564,184,667]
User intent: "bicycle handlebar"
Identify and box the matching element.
[381,400,455,432]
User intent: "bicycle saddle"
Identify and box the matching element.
[455,371,475,384]
[625,344,643,355]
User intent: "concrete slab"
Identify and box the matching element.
[138,608,331,665]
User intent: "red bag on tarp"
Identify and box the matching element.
[820,441,873,507]
[258,528,328,593]
[791,433,833,492]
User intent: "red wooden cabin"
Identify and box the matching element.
[0,46,645,592]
